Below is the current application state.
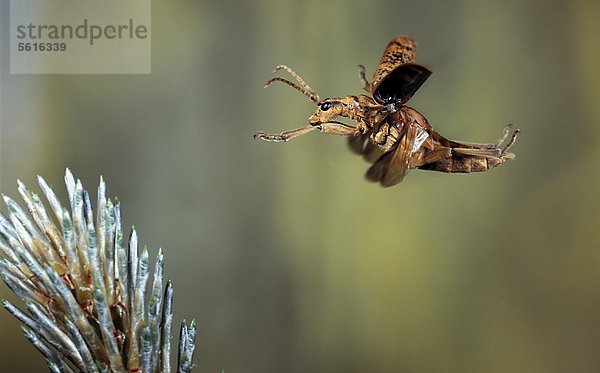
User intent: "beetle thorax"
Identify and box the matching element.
[309,95,387,126]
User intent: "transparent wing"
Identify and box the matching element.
[366,121,429,187]
[347,132,386,164]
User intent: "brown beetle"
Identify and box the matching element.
[255,36,519,186]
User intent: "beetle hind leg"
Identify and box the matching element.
[501,128,520,154]
[443,124,520,152]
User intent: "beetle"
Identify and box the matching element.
[254,36,519,186]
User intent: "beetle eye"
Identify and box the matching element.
[320,102,331,111]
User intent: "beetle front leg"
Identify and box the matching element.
[316,122,360,137]
[254,122,359,142]
[254,125,316,142]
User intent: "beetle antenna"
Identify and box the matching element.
[272,65,316,93]
[264,77,321,104]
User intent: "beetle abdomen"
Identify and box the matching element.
[419,154,506,173]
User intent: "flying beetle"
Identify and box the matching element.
[254,36,519,186]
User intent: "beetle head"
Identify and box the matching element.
[308,99,345,125]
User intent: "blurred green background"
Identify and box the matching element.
[1,0,600,372]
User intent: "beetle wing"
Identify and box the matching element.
[366,121,429,187]
[372,63,432,105]
[369,36,432,105]
[370,36,418,88]
[348,132,386,163]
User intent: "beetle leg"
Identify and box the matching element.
[357,119,370,135]
[254,125,316,142]
[371,123,389,145]
[316,122,360,137]
[452,147,503,158]
[446,126,520,154]
[501,128,520,154]
[358,65,370,92]
[495,123,514,148]
[254,122,360,142]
